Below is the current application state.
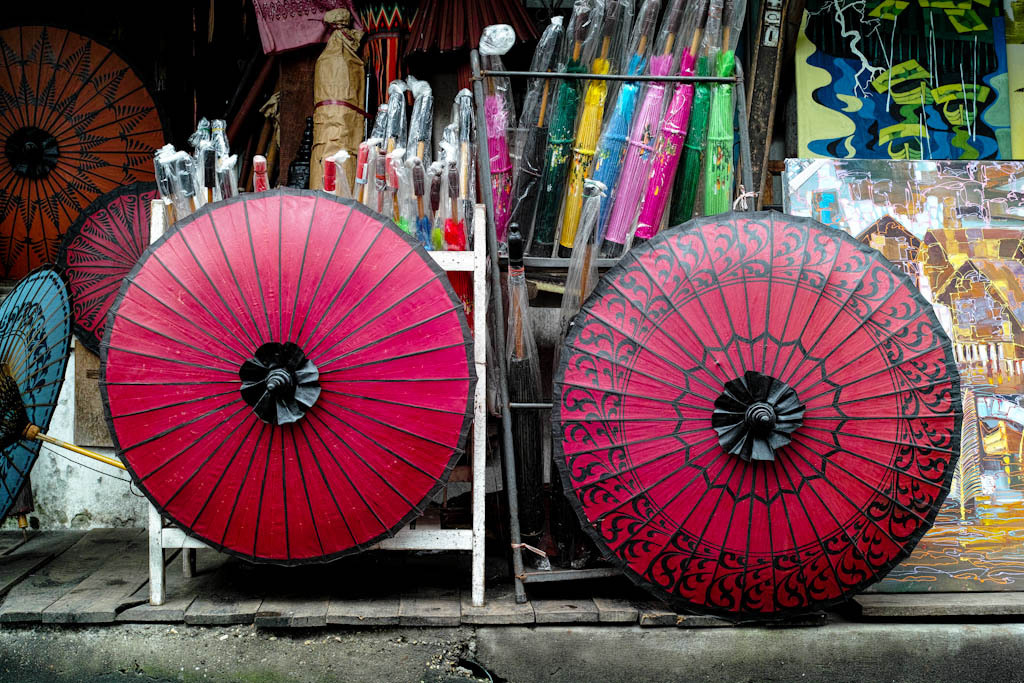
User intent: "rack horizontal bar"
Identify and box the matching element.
[519,567,622,583]
[509,402,554,410]
[481,69,740,84]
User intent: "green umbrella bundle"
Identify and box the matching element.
[703,0,747,216]
[667,0,722,225]
[528,0,604,256]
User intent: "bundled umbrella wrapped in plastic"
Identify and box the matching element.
[310,9,365,191]
[632,0,714,244]
[587,0,662,240]
[668,3,721,224]
[505,226,545,543]
[703,0,747,216]
[529,0,605,256]
[506,18,564,248]
[556,0,633,259]
[361,138,384,211]
[384,80,409,154]
[479,24,517,251]
[600,0,687,257]
[405,75,434,165]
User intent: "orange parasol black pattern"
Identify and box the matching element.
[0,26,167,279]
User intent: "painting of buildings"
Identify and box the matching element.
[784,159,1024,591]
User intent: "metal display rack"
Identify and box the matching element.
[146,202,490,608]
[471,50,754,603]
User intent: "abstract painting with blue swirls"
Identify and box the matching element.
[796,0,1012,161]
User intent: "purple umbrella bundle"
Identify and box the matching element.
[599,0,687,258]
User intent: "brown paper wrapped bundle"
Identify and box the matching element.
[311,9,366,190]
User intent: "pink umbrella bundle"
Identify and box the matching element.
[599,0,686,258]
[480,25,517,248]
[485,96,514,246]
[633,0,711,243]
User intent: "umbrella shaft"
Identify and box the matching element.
[32,432,126,470]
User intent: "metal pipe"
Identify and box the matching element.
[480,70,740,84]
[471,50,527,604]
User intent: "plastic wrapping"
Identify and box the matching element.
[505,226,544,540]
[155,145,190,221]
[310,8,364,191]
[384,80,409,154]
[374,150,388,215]
[172,151,198,216]
[409,157,432,249]
[633,0,711,240]
[252,155,270,193]
[217,154,238,200]
[198,140,217,205]
[354,141,371,203]
[530,0,605,255]
[370,103,388,140]
[556,179,605,376]
[558,0,633,256]
[589,0,662,239]
[601,0,687,256]
[703,0,747,216]
[455,88,475,244]
[480,24,517,251]
[507,17,564,243]
[330,149,353,198]
[668,4,719,224]
[361,138,384,211]
[428,161,445,251]
[211,119,229,157]
[323,154,337,193]
[405,75,433,165]
[444,158,464,250]
[386,147,412,233]
[188,118,210,152]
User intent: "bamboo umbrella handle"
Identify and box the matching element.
[23,425,127,471]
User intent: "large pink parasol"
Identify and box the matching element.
[101,190,474,563]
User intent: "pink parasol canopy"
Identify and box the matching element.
[101,190,474,563]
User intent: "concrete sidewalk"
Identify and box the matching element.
[2,621,1023,682]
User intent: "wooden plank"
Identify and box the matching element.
[0,531,30,555]
[532,598,599,624]
[637,602,678,627]
[41,530,149,623]
[0,528,141,623]
[399,587,461,626]
[461,587,535,625]
[0,531,85,596]
[591,597,639,624]
[74,344,113,447]
[746,0,790,208]
[255,595,330,628]
[184,560,263,625]
[327,597,401,626]
[117,550,227,623]
[856,593,1024,618]
[675,613,735,628]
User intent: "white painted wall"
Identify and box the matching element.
[2,340,146,530]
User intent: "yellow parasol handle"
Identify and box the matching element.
[23,424,127,471]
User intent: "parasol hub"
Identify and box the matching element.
[264,368,294,395]
[744,402,776,436]
[6,127,59,179]
[239,342,321,425]
[711,370,804,463]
